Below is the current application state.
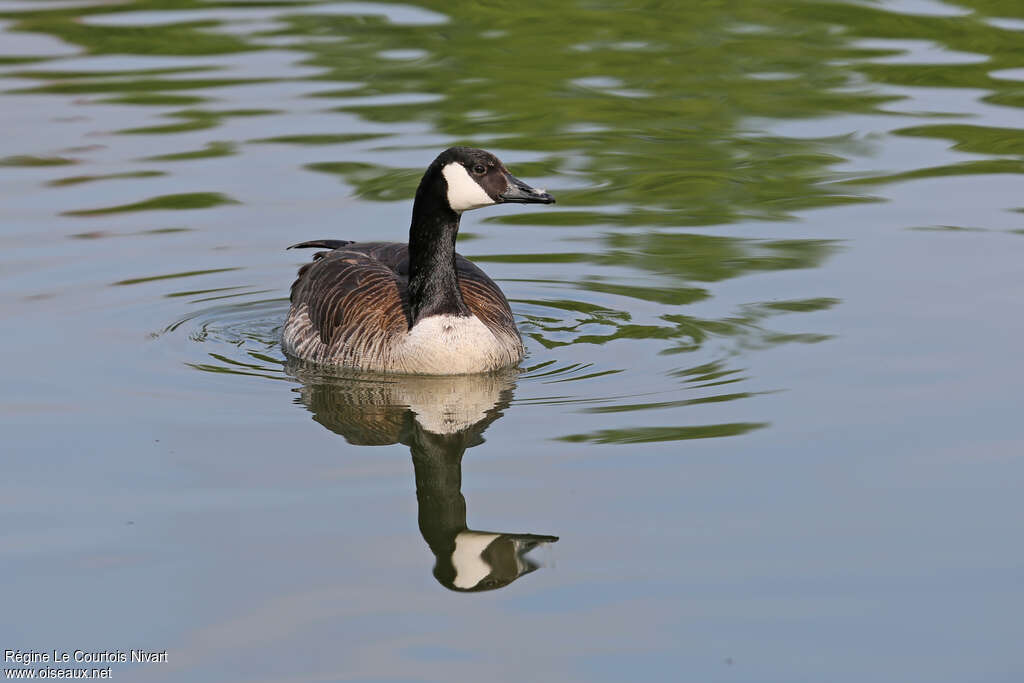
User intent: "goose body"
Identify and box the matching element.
[283,240,523,373]
[282,147,554,374]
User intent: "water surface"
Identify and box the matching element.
[2,0,1023,680]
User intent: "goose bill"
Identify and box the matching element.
[499,174,555,204]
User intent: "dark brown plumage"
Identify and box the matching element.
[285,242,519,368]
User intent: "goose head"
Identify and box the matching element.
[425,147,555,214]
[436,530,559,592]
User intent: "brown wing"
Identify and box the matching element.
[312,242,516,328]
[288,246,410,363]
[288,241,518,359]
[453,257,518,338]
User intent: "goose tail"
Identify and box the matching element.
[287,239,354,251]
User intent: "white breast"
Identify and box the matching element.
[284,306,522,374]
[394,314,520,375]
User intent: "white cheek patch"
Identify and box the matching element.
[442,162,496,212]
[452,531,500,589]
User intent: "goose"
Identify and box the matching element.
[282,147,555,374]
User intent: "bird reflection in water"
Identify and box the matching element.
[287,364,558,592]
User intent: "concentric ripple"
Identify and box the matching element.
[161,296,291,381]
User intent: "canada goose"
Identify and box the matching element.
[283,147,555,374]
[291,367,559,592]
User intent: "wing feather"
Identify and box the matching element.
[284,241,521,368]
[285,247,410,365]
[455,260,517,335]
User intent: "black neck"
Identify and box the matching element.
[407,174,470,325]
[410,427,469,553]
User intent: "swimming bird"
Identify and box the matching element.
[283,147,555,374]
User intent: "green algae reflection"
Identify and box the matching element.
[64,192,238,216]
[6,0,1024,445]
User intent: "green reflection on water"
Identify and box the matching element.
[7,0,1024,215]
[114,267,240,286]
[559,422,768,444]
[100,93,206,106]
[11,77,261,96]
[144,141,236,161]
[270,0,897,223]
[117,108,277,135]
[895,125,1024,156]
[12,13,255,56]
[842,159,1024,186]
[10,66,214,80]
[0,155,75,167]
[5,0,1024,444]
[251,133,388,146]
[49,170,165,187]
[305,161,424,201]
[65,192,238,216]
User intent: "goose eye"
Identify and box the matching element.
[472,164,486,176]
